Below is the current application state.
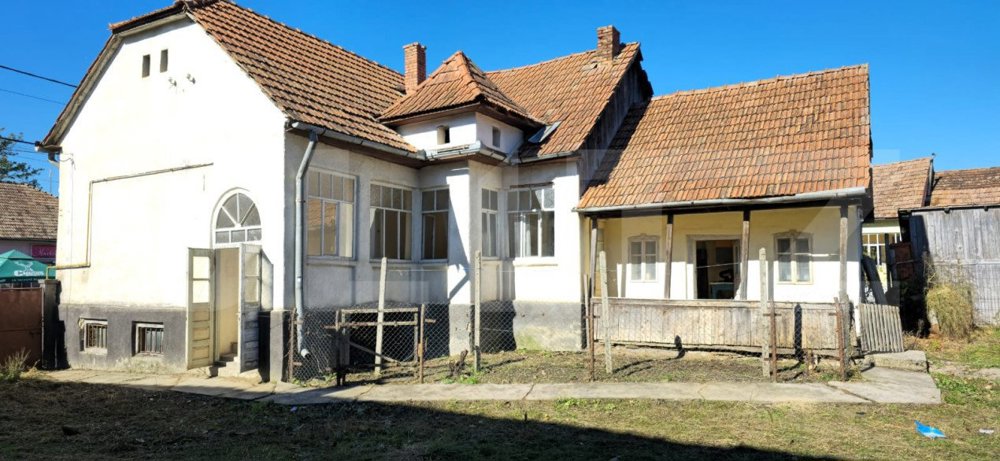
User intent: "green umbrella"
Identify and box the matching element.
[0,250,50,281]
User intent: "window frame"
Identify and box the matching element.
[141,54,151,78]
[213,192,262,248]
[506,185,555,259]
[437,125,451,145]
[775,232,813,284]
[134,322,164,356]
[159,49,169,73]
[421,187,450,261]
[491,126,501,148]
[306,169,357,259]
[628,235,659,282]
[862,231,900,267]
[481,188,500,259]
[81,319,108,353]
[369,182,413,262]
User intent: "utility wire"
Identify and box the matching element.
[0,87,66,105]
[0,135,35,146]
[0,64,77,88]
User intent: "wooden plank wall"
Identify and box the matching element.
[593,298,841,350]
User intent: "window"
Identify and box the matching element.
[437,126,451,145]
[134,323,164,355]
[307,170,355,258]
[481,189,499,258]
[422,188,449,260]
[629,237,658,281]
[142,54,151,77]
[776,234,812,283]
[370,184,412,260]
[863,232,900,267]
[507,186,555,258]
[491,126,501,147]
[159,49,169,73]
[215,193,261,245]
[81,320,107,351]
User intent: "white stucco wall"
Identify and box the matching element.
[601,206,863,304]
[396,111,524,155]
[56,19,287,309]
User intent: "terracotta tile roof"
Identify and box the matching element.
[929,167,1000,207]
[380,52,540,127]
[872,157,932,219]
[578,65,872,210]
[0,183,58,241]
[487,43,644,159]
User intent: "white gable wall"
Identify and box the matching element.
[57,18,287,309]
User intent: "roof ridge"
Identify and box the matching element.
[873,156,933,167]
[937,166,1000,176]
[486,42,640,74]
[648,64,869,101]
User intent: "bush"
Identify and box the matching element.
[926,283,975,340]
[1,349,30,383]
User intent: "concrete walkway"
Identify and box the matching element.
[42,366,941,405]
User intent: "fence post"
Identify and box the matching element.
[588,218,598,382]
[834,297,847,381]
[599,251,612,374]
[375,257,387,376]
[759,247,769,377]
[418,303,426,383]
[474,250,482,372]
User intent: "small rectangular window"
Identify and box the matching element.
[629,238,658,281]
[491,126,501,147]
[82,320,107,351]
[776,235,812,283]
[135,323,164,355]
[422,188,449,260]
[142,54,151,77]
[481,189,499,257]
[159,49,169,73]
[437,126,450,145]
[507,186,555,258]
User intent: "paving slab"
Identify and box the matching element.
[829,368,941,404]
[262,385,375,405]
[357,383,533,402]
[79,372,147,385]
[224,382,277,401]
[525,383,703,401]
[867,350,928,372]
[44,369,103,382]
[171,376,258,397]
[122,374,183,392]
[748,383,868,403]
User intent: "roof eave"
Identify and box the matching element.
[575,187,869,214]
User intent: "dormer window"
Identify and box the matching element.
[491,126,501,147]
[437,125,450,145]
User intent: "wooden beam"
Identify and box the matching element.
[374,257,387,376]
[739,209,751,300]
[663,214,674,299]
[473,250,482,372]
[599,251,612,374]
[839,205,849,301]
[759,247,769,377]
[588,218,598,381]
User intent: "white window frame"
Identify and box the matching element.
[306,169,356,259]
[214,192,262,247]
[134,323,164,356]
[81,319,107,352]
[775,232,813,284]
[507,185,555,259]
[481,188,499,258]
[628,235,659,282]
[369,183,413,261]
[421,187,450,261]
[862,231,900,267]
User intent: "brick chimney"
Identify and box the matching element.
[403,42,426,94]
[597,25,621,60]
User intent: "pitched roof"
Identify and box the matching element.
[487,43,645,159]
[578,65,871,210]
[0,183,58,241]
[380,51,540,127]
[929,167,1000,207]
[872,157,932,219]
[47,0,414,152]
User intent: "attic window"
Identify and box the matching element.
[528,121,561,144]
[491,126,501,147]
[159,49,169,73]
[142,54,150,77]
[437,126,451,145]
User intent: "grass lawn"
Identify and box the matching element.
[909,328,1000,370]
[0,370,995,460]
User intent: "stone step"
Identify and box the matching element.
[865,350,928,372]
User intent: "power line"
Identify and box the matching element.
[0,64,77,88]
[0,87,66,105]
[0,135,35,146]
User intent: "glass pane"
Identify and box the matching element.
[526,212,540,256]
[490,190,498,210]
[370,208,384,259]
[519,190,531,211]
[530,189,542,210]
[543,187,554,209]
[436,189,449,211]
[488,214,497,257]
[482,189,490,209]
[434,212,448,259]
[243,204,260,226]
[796,255,811,281]
[541,211,554,257]
[630,241,642,257]
[385,210,399,259]
[777,238,791,254]
[231,229,246,243]
[324,202,338,256]
[307,200,322,256]
[402,189,412,209]
[795,238,810,253]
[331,175,343,201]
[192,256,211,279]
[236,194,251,223]
[422,214,435,259]
[647,241,658,258]
[223,195,239,224]
[507,191,518,211]
[192,280,210,303]
[320,173,332,199]
[370,184,381,208]
[423,191,434,211]
[307,171,319,196]
[645,255,656,280]
[777,255,792,282]
[339,203,353,258]
[508,214,520,258]
[631,255,641,280]
[392,188,402,210]
[344,178,355,202]
[401,212,412,260]
[216,208,235,229]
[215,231,230,244]
[247,228,261,241]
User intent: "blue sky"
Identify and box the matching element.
[2,1,998,195]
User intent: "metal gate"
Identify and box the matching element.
[0,287,44,365]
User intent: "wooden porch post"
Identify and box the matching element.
[663,214,674,299]
[839,205,849,301]
[588,217,598,381]
[739,209,751,300]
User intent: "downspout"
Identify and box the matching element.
[294,130,319,359]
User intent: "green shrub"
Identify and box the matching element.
[926,282,975,340]
[0,349,30,383]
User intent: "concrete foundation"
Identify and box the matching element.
[511,301,584,351]
[59,304,187,372]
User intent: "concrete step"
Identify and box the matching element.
[866,350,928,372]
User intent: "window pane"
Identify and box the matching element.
[307,171,320,197]
[525,212,539,256]
[490,191,498,210]
[231,229,246,243]
[330,175,343,201]
[508,214,520,257]
[370,185,381,209]
[344,178,355,202]
[423,190,434,210]
[777,238,791,254]
[530,189,542,210]
[385,210,399,259]
[777,254,792,282]
[795,238,810,253]
[401,212,412,260]
[630,241,642,257]
[402,189,412,209]
[370,208,384,259]
[243,204,260,226]
[319,173,331,199]
[645,255,656,280]
[247,228,262,242]
[223,195,239,223]
[436,189,449,211]
[541,211,554,257]
[507,191,518,211]
[216,210,235,229]
[307,200,322,256]
[392,188,403,209]
[482,189,490,208]
[519,190,531,211]
[796,255,811,281]
[215,231,230,244]
[486,214,497,257]
[631,254,641,280]
[543,187,554,209]
[339,203,353,258]
[324,202,338,256]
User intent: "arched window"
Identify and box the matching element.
[215,192,261,245]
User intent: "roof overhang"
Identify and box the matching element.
[287,121,426,167]
[380,102,543,132]
[576,187,868,216]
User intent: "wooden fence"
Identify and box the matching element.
[593,298,843,354]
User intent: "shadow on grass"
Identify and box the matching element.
[0,377,833,460]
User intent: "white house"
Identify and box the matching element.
[39,0,872,379]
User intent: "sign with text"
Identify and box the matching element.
[31,244,56,260]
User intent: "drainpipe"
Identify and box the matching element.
[294,130,319,359]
